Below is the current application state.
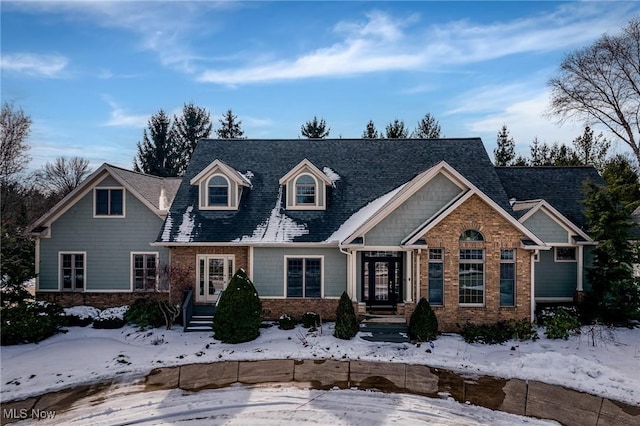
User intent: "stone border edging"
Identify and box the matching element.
[2,360,638,426]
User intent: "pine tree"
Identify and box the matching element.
[133,110,180,177]
[572,126,610,172]
[601,154,640,209]
[493,125,516,166]
[334,291,358,340]
[216,108,244,139]
[412,113,441,139]
[384,119,409,138]
[300,116,330,139]
[362,120,378,138]
[212,269,262,343]
[584,181,640,324]
[174,103,212,174]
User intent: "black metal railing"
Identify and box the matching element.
[182,289,193,332]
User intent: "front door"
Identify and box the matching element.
[362,254,402,309]
[197,255,234,304]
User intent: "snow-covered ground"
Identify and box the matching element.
[1,310,638,424]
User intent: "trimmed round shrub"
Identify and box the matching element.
[212,269,262,343]
[301,311,321,329]
[334,291,358,340]
[125,298,165,329]
[278,314,297,330]
[409,298,438,341]
[1,301,66,345]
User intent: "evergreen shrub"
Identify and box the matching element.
[125,298,165,329]
[212,269,262,343]
[334,291,358,340]
[408,298,438,341]
[301,311,321,329]
[538,306,581,339]
[278,314,297,330]
[463,319,538,344]
[1,301,66,345]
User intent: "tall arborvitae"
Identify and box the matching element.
[212,269,262,343]
[334,291,358,340]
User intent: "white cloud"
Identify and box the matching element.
[0,53,68,78]
[102,97,148,128]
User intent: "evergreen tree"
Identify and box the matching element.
[601,154,640,210]
[412,113,441,139]
[384,119,409,138]
[300,116,330,139]
[334,291,358,340]
[584,181,640,324]
[212,269,262,343]
[493,125,516,166]
[216,108,244,139]
[362,120,379,138]
[572,126,610,173]
[174,103,212,174]
[133,110,180,177]
[408,298,438,341]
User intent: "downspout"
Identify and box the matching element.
[531,250,537,322]
[577,245,584,292]
[339,244,355,301]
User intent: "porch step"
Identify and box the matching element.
[185,313,215,332]
[359,316,409,343]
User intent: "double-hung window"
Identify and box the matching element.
[95,188,124,216]
[428,248,444,305]
[286,257,322,298]
[60,253,85,291]
[208,175,229,207]
[459,249,484,305]
[132,253,159,291]
[295,175,317,206]
[500,249,516,306]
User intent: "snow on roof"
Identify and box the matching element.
[234,187,308,243]
[326,183,406,243]
[322,167,340,187]
[175,206,197,243]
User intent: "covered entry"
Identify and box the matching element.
[361,251,403,309]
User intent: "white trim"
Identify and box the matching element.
[577,245,584,292]
[458,248,485,307]
[35,238,40,291]
[93,187,126,218]
[58,251,87,292]
[190,159,251,187]
[554,246,578,262]
[200,173,235,210]
[535,297,574,303]
[517,200,592,243]
[289,172,323,210]
[195,254,236,303]
[426,247,445,306]
[283,255,325,298]
[530,252,536,321]
[130,251,160,292]
[278,159,333,186]
[84,289,132,293]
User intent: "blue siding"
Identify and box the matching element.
[38,189,168,291]
[523,210,568,243]
[366,173,463,246]
[535,249,577,298]
[252,247,347,297]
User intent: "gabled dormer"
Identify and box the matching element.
[279,159,334,210]
[190,160,251,210]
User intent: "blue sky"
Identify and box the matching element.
[2,1,640,172]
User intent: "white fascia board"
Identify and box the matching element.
[518,200,592,242]
[150,241,339,248]
[190,159,250,187]
[278,158,333,186]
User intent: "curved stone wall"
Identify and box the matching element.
[2,360,638,426]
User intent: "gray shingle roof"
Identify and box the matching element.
[159,138,512,244]
[495,166,604,231]
[108,164,181,210]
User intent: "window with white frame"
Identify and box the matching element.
[132,253,159,291]
[500,249,515,306]
[555,247,577,262]
[428,248,444,305]
[60,253,85,291]
[286,257,322,298]
[295,174,317,206]
[207,175,229,207]
[95,188,124,217]
[459,249,484,305]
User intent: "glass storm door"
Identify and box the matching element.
[362,255,402,308]
[197,256,234,304]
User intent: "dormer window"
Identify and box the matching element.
[279,159,333,211]
[208,175,229,206]
[295,174,317,205]
[191,159,251,211]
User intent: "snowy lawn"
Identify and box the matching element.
[2,316,639,407]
